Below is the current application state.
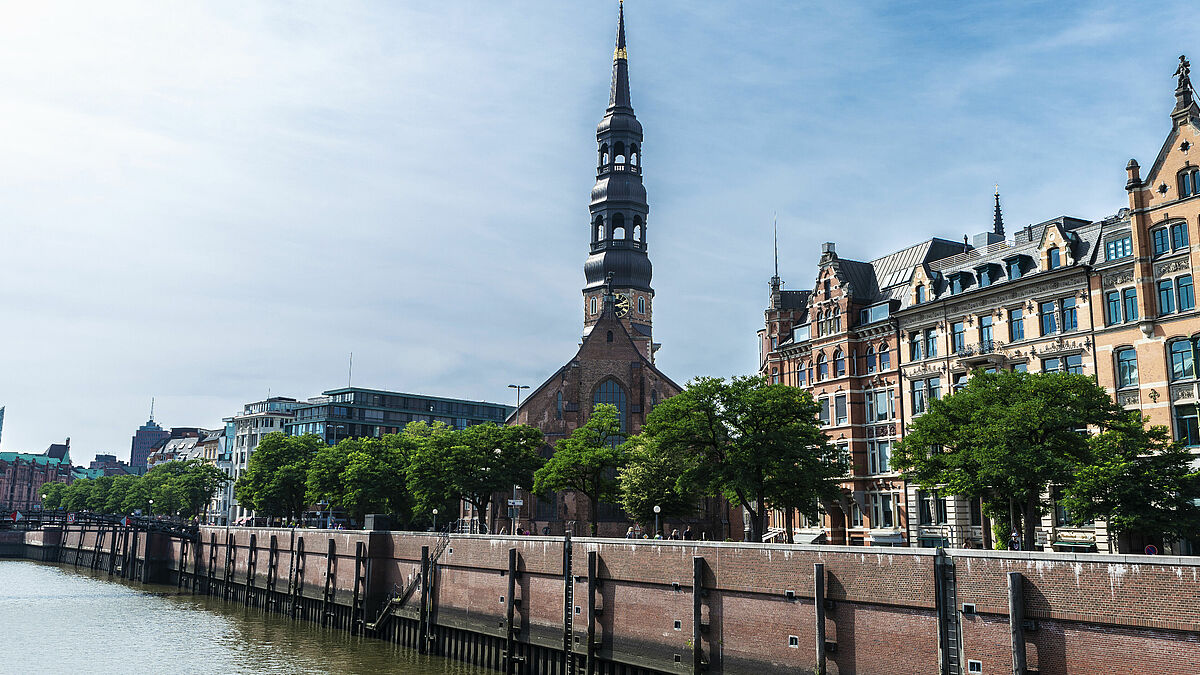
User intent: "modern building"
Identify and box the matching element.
[0,441,73,511]
[227,397,306,524]
[129,416,170,469]
[284,388,512,445]
[759,56,1200,554]
[88,454,143,476]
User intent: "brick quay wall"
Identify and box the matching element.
[19,525,1200,675]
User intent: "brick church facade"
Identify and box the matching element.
[505,6,730,538]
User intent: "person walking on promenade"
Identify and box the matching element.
[625,527,635,539]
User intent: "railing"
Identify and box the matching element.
[597,163,641,176]
[589,239,645,253]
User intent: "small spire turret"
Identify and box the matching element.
[1173,54,1198,124]
[993,185,1005,238]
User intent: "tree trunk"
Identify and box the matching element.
[476,497,490,534]
[1024,495,1039,552]
[785,507,795,544]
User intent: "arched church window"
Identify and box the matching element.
[614,141,626,165]
[600,143,609,167]
[637,296,645,314]
[594,215,604,242]
[556,392,563,420]
[630,143,639,166]
[593,378,628,434]
[607,330,614,342]
[590,297,597,314]
[650,389,658,408]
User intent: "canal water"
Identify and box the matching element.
[0,560,489,674]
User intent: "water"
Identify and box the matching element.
[0,560,489,675]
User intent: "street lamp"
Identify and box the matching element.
[432,508,439,532]
[654,504,661,538]
[505,386,528,535]
[148,499,154,519]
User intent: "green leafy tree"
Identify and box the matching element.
[104,475,139,514]
[235,433,323,522]
[40,482,66,509]
[617,435,702,532]
[893,370,1123,550]
[340,436,412,524]
[306,442,351,514]
[408,422,545,532]
[85,476,114,512]
[122,476,153,514]
[533,404,627,536]
[170,460,231,520]
[641,376,844,542]
[1062,413,1200,548]
[61,479,93,512]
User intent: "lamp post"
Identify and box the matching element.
[506,385,529,535]
[148,499,154,519]
[432,508,439,533]
[654,504,661,538]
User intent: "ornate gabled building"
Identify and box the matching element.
[761,56,1200,555]
[510,5,694,538]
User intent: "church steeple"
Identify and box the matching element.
[993,185,1005,238]
[583,2,655,360]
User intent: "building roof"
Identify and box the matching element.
[0,451,69,467]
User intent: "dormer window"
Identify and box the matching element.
[949,273,967,295]
[915,284,927,304]
[1047,246,1061,270]
[1179,167,1199,198]
[1005,256,1025,280]
[823,280,831,299]
[976,264,1000,288]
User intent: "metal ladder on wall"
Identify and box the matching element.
[939,554,962,675]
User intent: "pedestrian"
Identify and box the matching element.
[654,532,663,540]
[625,527,635,539]
[683,526,693,540]
[669,529,681,540]
[1008,530,1021,551]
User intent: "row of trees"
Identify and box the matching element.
[895,370,1200,550]
[40,460,230,520]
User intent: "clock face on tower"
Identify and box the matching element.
[614,293,631,317]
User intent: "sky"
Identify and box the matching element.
[0,1,1189,464]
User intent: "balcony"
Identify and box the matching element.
[590,239,646,254]
[597,163,642,177]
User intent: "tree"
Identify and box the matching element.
[1062,412,1200,548]
[533,404,627,536]
[641,376,844,542]
[104,475,139,514]
[893,370,1123,550]
[235,433,322,522]
[406,422,545,532]
[61,479,93,512]
[171,461,231,520]
[340,437,411,524]
[40,482,66,509]
[85,476,114,512]
[617,435,701,532]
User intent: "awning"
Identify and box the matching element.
[795,531,826,545]
[869,531,906,544]
[1053,541,1096,549]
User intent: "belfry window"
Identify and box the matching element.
[637,296,645,314]
[590,297,598,314]
[612,213,626,240]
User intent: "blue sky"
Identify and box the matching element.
[0,1,1188,462]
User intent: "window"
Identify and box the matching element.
[833,350,846,377]
[865,346,876,374]
[952,372,968,392]
[866,390,893,422]
[1172,221,1189,250]
[818,398,830,425]
[1105,236,1133,261]
[1160,280,1177,315]
[1175,403,1200,446]
[823,279,831,299]
[555,392,564,420]
[1169,339,1196,381]
[951,321,965,354]
[869,492,897,529]
[910,333,923,361]
[1116,348,1138,389]
[1006,257,1023,280]
[771,336,778,350]
[925,329,938,358]
[1040,301,1058,335]
[1122,288,1138,322]
[978,266,992,288]
[868,440,891,474]
[1043,357,1061,373]
[1047,246,1061,269]
[1105,290,1122,325]
[1060,297,1077,332]
[834,395,848,425]
[911,377,940,415]
[817,354,828,380]
[832,307,841,332]
[637,296,645,314]
[1180,275,1196,311]
[589,297,597,314]
[771,367,780,384]
[1182,168,1200,198]
[980,315,993,348]
[1154,227,1171,255]
[916,284,926,304]
[950,274,964,295]
[593,379,628,435]
[850,501,864,528]
[879,347,891,370]
[1064,353,1084,375]
[1012,362,1027,373]
[918,490,948,525]
[796,366,806,387]
[1009,308,1024,341]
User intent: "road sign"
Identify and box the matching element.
[11,511,23,522]
[67,513,76,524]
[121,516,131,527]
[507,499,524,506]
[1145,544,1158,555]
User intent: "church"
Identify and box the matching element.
[508,5,707,538]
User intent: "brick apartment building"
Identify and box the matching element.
[760,56,1200,554]
[0,441,73,511]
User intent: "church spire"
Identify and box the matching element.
[993,185,1004,238]
[608,1,631,112]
